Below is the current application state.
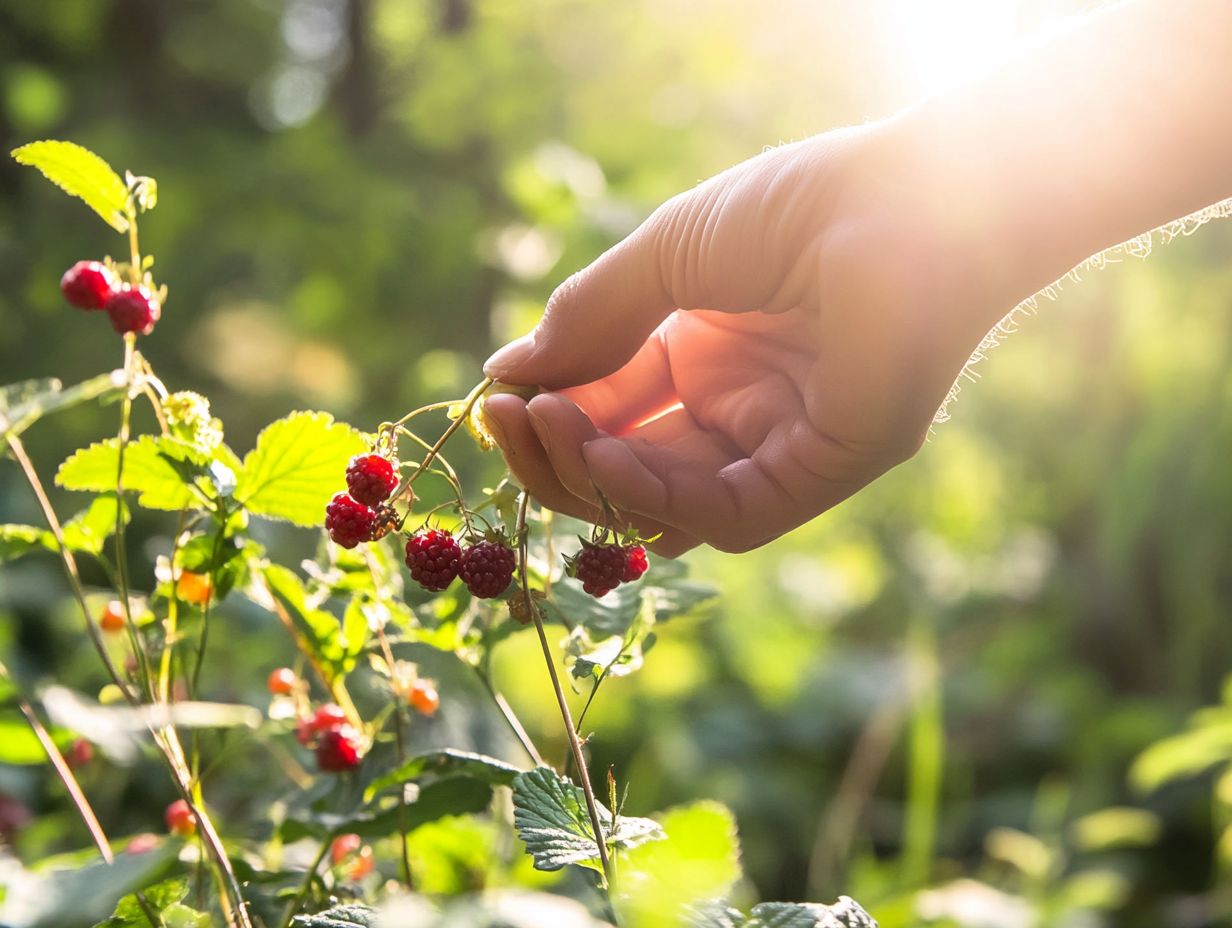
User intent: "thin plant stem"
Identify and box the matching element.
[471,665,545,767]
[388,378,493,507]
[277,833,333,928]
[517,491,612,883]
[2,665,112,862]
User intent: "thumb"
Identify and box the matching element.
[484,207,681,390]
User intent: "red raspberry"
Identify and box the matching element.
[164,799,196,837]
[296,703,348,745]
[622,544,649,583]
[61,260,116,310]
[331,833,363,864]
[325,492,376,548]
[458,541,516,599]
[575,543,626,597]
[346,453,398,507]
[315,724,364,772]
[104,285,161,336]
[65,738,94,769]
[404,529,461,592]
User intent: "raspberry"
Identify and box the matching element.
[296,703,348,745]
[408,678,440,717]
[325,492,376,549]
[61,260,116,310]
[345,453,398,507]
[65,738,93,769]
[267,667,297,695]
[404,529,462,592]
[622,544,649,583]
[104,285,161,336]
[164,799,196,837]
[99,599,127,633]
[315,724,363,772]
[575,543,626,597]
[458,541,516,599]
[330,833,362,864]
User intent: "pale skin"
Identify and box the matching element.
[482,0,1232,557]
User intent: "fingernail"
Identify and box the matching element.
[484,334,537,380]
[527,408,552,455]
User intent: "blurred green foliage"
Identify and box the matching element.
[3,1,1232,925]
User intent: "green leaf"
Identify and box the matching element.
[235,411,366,527]
[747,899,878,928]
[0,714,55,764]
[364,748,523,803]
[57,437,203,511]
[12,140,131,233]
[615,802,742,928]
[260,565,353,681]
[281,776,495,842]
[0,524,53,562]
[93,877,193,928]
[512,766,664,873]
[0,373,125,451]
[61,495,128,556]
[0,844,178,928]
[1130,715,1232,792]
[293,905,378,928]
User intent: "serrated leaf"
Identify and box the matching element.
[235,412,366,527]
[12,140,131,233]
[0,524,53,562]
[364,749,523,803]
[0,373,125,451]
[293,905,378,928]
[57,437,203,511]
[512,766,664,873]
[747,899,877,928]
[93,877,191,927]
[61,495,128,556]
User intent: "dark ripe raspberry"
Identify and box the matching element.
[345,453,398,507]
[458,541,516,599]
[325,492,376,548]
[575,543,626,597]
[104,285,161,336]
[61,260,116,310]
[404,529,461,592]
[315,724,363,772]
[622,545,649,584]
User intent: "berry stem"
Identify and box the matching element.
[471,665,546,767]
[517,490,613,884]
[277,832,333,928]
[389,377,493,507]
[396,426,474,533]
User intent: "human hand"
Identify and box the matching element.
[481,124,1018,555]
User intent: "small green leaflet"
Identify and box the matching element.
[12,140,132,233]
[512,766,664,873]
[0,496,128,563]
[234,411,367,527]
[293,905,379,928]
[92,877,210,928]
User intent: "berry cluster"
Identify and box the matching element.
[324,453,400,549]
[295,703,364,772]
[570,541,649,598]
[404,529,515,600]
[60,260,161,336]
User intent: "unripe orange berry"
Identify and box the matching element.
[176,571,212,605]
[408,678,440,717]
[267,667,297,695]
[99,600,126,633]
[330,832,362,864]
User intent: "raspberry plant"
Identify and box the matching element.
[0,141,876,928]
